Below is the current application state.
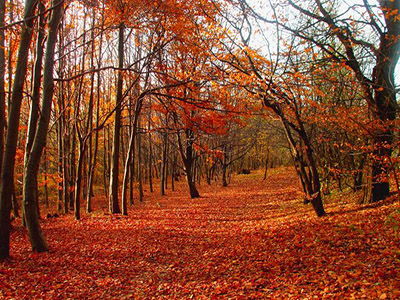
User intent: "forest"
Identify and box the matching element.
[0,0,399,298]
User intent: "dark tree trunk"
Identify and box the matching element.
[160,132,167,196]
[23,0,64,253]
[0,0,6,190]
[222,163,228,187]
[23,0,46,224]
[108,23,124,214]
[137,126,143,203]
[0,0,38,259]
[74,144,85,220]
[121,97,143,214]
[282,120,325,217]
[148,118,153,193]
[176,128,200,198]
[263,150,269,180]
[69,127,76,210]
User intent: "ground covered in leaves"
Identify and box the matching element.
[1,168,400,299]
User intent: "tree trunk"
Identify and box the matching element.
[108,23,124,214]
[69,126,76,211]
[74,144,85,220]
[86,9,100,214]
[148,118,153,193]
[0,0,6,189]
[137,125,143,203]
[0,0,38,259]
[186,165,200,198]
[176,128,200,198]
[23,0,64,253]
[23,0,46,224]
[282,120,325,217]
[121,97,143,214]
[263,149,269,180]
[160,132,167,196]
[222,163,228,187]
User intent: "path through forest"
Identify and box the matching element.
[1,168,400,299]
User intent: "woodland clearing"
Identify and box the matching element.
[1,168,400,299]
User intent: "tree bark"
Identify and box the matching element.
[23,0,46,223]
[177,128,200,198]
[0,0,6,189]
[0,0,38,259]
[23,0,64,253]
[121,97,143,214]
[108,23,124,214]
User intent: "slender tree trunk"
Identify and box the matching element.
[121,98,143,214]
[108,23,124,214]
[148,118,153,193]
[0,0,38,259]
[137,124,143,203]
[23,0,64,253]
[86,9,99,213]
[103,127,109,198]
[69,126,76,210]
[263,149,269,180]
[74,144,85,220]
[0,0,6,188]
[160,132,167,196]
[23,0,46,224]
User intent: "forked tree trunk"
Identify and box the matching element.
[177,128,200,198]
[0,0,38,259]
[121,97,143,215]
[282,120,325,217]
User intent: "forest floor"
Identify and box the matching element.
[1,168,400,299]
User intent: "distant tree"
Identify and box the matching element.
[240,0,400,202]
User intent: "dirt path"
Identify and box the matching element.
[1,168,399,299]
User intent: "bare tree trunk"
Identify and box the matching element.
[23,0,64,253]
[282,120,325,217]
[263,149,269,180]
[137,123,143,203]
[43,148,49,209]
[148,117,153,193]
[176,129,200,198]
[0,0,38,259]
[108,23,124,214]
[0,0,6,189]
[69,126,76,211]
[160,132,167,196]
[121,97,143,214]
[74,144,85,220]
[23,0,46,224]
[86,8,100,214]
[103,126,109,198]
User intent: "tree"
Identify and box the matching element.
[242,0,400,202]
[0,0,38,259]
[23,0,64,252]
[108,22,124,214]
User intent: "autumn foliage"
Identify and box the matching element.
[0,0,400,297]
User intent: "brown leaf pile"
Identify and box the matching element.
[1,168,399,299]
